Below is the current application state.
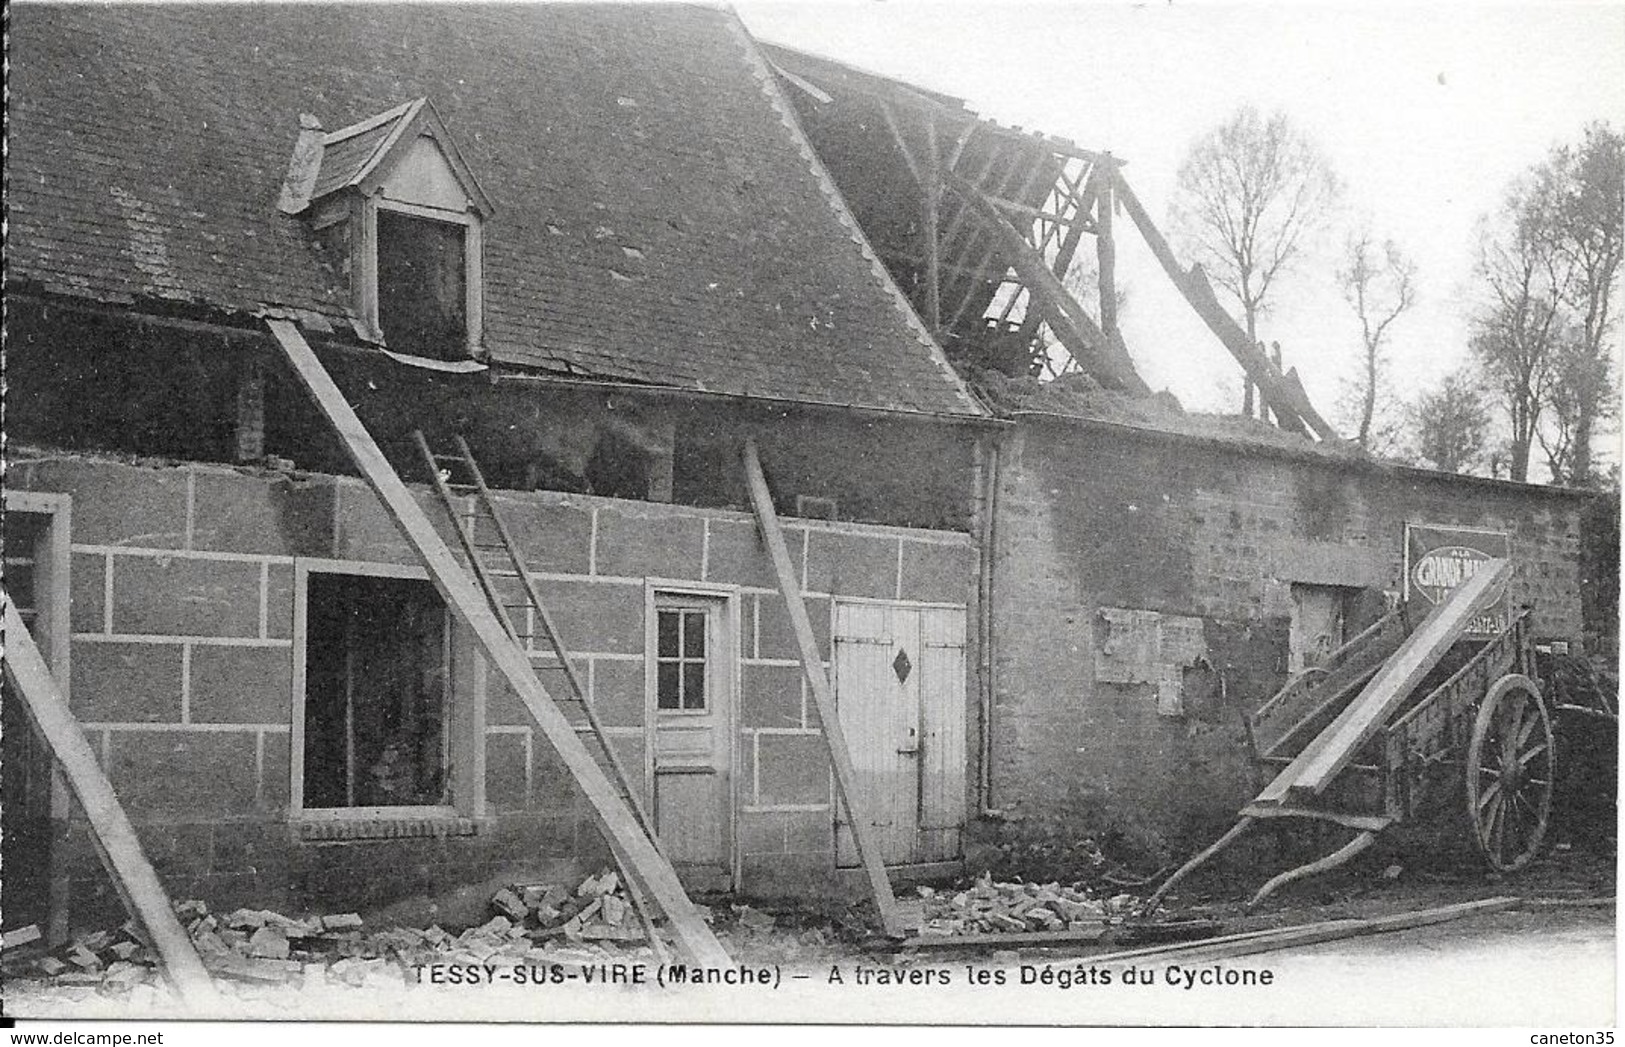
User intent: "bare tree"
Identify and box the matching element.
[1336,230,1416,450]
[1170,105,1340,417]
[1469,179,1569,483]
[1532,122,1623,485]
[1409,370,1490,474]
[1473,124,1623,485]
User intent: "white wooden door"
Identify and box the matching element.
[833,602,965,866]
[650,595,733,892]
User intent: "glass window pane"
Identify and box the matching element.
[658,610,679,658]
[683,662,707,710]
[657,662,681,710]
[683,611,706,657]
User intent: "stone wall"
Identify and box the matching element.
[9,450,976,926]
[987,417,1594,856]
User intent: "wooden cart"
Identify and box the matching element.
[1148,559,1612,911]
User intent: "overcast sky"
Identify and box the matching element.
[736,1,1625,459]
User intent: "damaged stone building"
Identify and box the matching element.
[3,3,1609,949]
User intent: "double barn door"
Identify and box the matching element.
[833,601,966,867]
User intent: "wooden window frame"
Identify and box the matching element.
[647,590,733,719]
[357,195,485,359]
[289,558,485,824]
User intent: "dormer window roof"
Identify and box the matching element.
[280,98,491,361]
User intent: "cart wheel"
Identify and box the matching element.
[1466,674,1555,871]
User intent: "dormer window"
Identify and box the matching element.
[280,99,492,361]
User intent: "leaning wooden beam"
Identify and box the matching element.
[944,172,1150,395]
[2,603,223,1009]
[1257,559,1513,805]
[266,319,730,967]
[1112,172,1339,441]
[742,439,904,938]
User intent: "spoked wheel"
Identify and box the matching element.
[1466,674,1555,871]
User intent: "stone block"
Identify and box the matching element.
[70,552,107,632]
[189,645,292,723]
[756,733,830,806]
[900,540,974,605]
[489,662,575,726]
[756,594,829,661]
[591,658,647,727]
[704,518,789,589]
[805,529,898,599]
[738,812,786,856]
[741,663,802,728]
[107,730,259,817]
[112,555,261,637]
[260,731,290,813]
[531,739,584,812]
[70,641,182,722]
[331,482,458,564]
[782,809,833,855]
[265,564,294,639]
[487,493,593,575]
[190,471,329,556]
[530,579,644,654]
[593,504,705,580]
[485,732,529,813]
[738,730,757,805]
[26,458,187,548]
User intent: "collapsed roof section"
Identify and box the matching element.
[765,43,1339,441]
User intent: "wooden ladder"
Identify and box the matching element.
[411,431,669,962]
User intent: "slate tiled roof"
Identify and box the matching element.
[8,3,984,417]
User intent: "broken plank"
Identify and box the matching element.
[743,438,903,938]
[2,925,42,949]
[1259,560,1512,803]
[1088,897,1521,969]
[266,318,729,969]
[2,604,222,1008]
[899,926,1111,950]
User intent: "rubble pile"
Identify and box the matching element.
[2,868,663,997]
[916,873,1141,937]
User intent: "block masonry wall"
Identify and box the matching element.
[988,418,1593,855]
[9,451,977,925]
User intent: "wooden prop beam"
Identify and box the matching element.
[742,439,904,937]
[2,603,223,1008]
[266,319,729,967]
[944,172,1150,395]
[1257,559,1513,804]
[1112,172,1339,441]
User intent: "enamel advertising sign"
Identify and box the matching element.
[1403,523,1511,639]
